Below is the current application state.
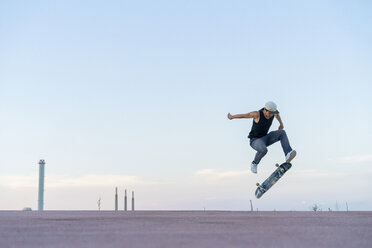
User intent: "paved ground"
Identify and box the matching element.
[0,211,371,248]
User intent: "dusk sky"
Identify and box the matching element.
[1,0,371,211]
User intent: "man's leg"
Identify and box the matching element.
[250,137,269,164]
[266,130,293,156]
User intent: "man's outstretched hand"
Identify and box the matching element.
[227,113,233,120]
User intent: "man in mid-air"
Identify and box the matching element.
[227,101,296,174]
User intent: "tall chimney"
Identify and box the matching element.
[38,160,45,211]
[115,187,118,211]
[124,189,127,211]
[132,191,135,211]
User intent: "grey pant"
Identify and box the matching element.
[250,130,292,164]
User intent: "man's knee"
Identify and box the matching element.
[278,129,286,135]
[257,147,268,155]
[277,129,287,138]
[251,139,268,154]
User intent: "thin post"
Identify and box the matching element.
[132,191,135,211]
[115,187,118,211]
[124,190,127,211]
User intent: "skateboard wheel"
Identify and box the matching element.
[275,163,279,167]
[256,183,259,186]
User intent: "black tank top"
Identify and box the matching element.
[248,108,274,139]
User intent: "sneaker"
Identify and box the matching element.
[285,150,297,163]
[251,162,258,174]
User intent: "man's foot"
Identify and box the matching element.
[286,150,297,163]
[251,162,258,174]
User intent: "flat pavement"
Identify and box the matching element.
[0,211,371,248]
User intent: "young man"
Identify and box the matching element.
[227,101,296,174]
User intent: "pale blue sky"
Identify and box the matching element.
[1,0,371,211]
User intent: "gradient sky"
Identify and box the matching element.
[1,0,371,211]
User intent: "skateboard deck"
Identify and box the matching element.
[255,162,292,199]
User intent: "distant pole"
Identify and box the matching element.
[38,160,45,211]
[115,187,118,211]
[124,190,127,211]
[97,197,101,211]
[250,200,253,212]
[131,191,135,211]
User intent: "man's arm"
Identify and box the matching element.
[227,111,259,121]
[275,114,284,130]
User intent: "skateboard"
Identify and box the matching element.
[255,162,292,199]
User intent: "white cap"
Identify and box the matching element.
[265,101,279,114]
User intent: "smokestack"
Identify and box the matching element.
[38,160,45,211]
[124,190,127,211]
[132,191,134,211]
[115,187,118,211]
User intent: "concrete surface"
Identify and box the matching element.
[0,211,371,248]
